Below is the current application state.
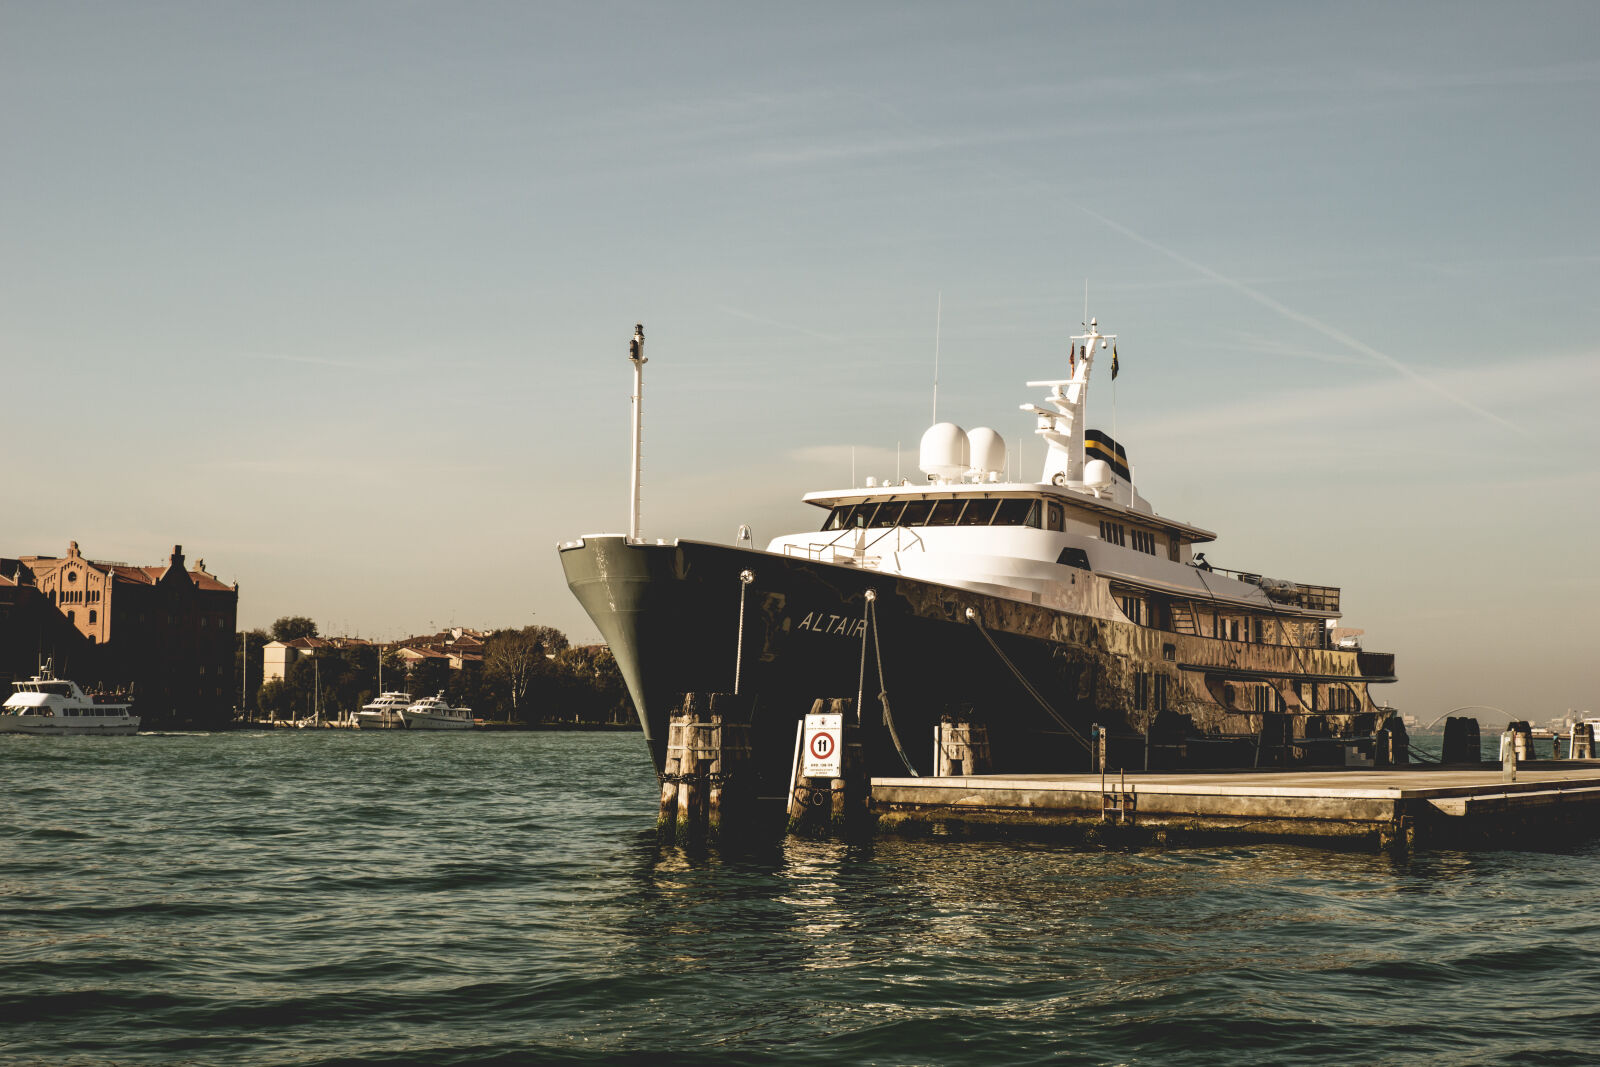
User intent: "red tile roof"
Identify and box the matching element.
[396,645,450,660]
[285,637,334,650]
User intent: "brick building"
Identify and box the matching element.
[12,542,240,724]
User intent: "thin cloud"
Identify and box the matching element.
[714,304,848,345]
[1137,350,1596,445]
[250,353,380,370]
[1074,205,1527,436]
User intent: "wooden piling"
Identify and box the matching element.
[935,710,992,777]
[658,691,753,841]
[787,697,871,836]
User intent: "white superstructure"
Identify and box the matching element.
[764,319,1337,629]
[0,668,139,736]
[400,694,474,730]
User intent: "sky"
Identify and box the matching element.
[4,2,1598,722]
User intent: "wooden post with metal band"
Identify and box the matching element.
[788,697,870,836]
[657,691,752,841]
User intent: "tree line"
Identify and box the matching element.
[238,618,633,726]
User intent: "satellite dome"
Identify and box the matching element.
[1084,458,1114,491]
[966,427,1006,480]
[919,423,969,482]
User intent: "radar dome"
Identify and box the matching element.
[966,427,1006,479]
[1083,458,1114,490]
[919,423,969,482]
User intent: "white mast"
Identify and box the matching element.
[627,323,647,543]
[1022,317,1115,485]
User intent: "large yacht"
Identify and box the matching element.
[560,320,1398,797]
[0,666,139,736]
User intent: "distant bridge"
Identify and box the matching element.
[1421,705,1511,730]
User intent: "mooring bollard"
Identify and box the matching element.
[1375,717,1409,768]
[1573,723,1595,760]
[787,697,870,836]
[935,709,991,777]
[1507,721,1534,763]
[1441,717,1482,763]
[658,691,752,841]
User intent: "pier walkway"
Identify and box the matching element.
[871,763,1600,849]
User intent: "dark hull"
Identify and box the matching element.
[560,536,1391,798]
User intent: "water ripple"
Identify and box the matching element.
[4,732,1600,1064]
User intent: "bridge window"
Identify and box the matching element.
[869,501,906,528]
[900,500,934,526]
[991,499,1035,526]
[926,499,964,526]
[959,500,999,525]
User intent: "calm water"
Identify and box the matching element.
[4,731,1599,1066]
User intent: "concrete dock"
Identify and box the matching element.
[871,763,1600,849]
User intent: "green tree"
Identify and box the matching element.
[553,645,631,724]
[257,678,293,720]
[270,616,319,642]
[406,656,451,702]
[484,625,569,721]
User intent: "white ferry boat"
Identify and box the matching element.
[0,667,139,736]
[355,691,412,729]
[560,319,1398,795]
[400,694,474,730]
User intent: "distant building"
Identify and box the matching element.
[12,542,239,722]
[258,630,486,695]
[262,636,337,683]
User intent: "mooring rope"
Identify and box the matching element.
[965,607,1092,753]
[733,569,754,695]
[866,593,919,777]
[856,595,870,720]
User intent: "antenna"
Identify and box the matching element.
[932,292,942,424]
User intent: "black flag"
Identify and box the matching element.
[1111,344,1119,380]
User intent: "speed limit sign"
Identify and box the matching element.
[801,713,843,777]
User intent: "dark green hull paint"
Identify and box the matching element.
[560,536,1391,798]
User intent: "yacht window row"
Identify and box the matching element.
[823,497,1068,532]
[820,497,1184,560]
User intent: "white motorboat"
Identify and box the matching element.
[0,667,139,736]
[355,691,412,729]
[400,693,474,730]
